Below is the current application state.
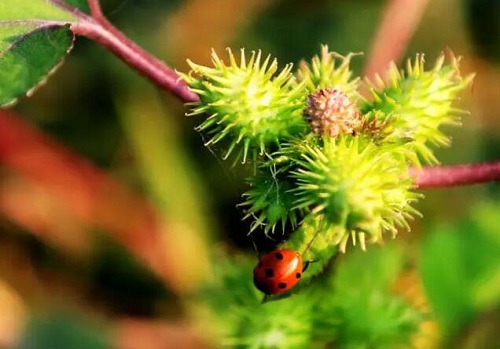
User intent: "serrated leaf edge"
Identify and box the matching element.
[0,24,75,108]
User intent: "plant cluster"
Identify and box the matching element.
[184,46,481,348]
[195,244,423,349]
[183,46,472,278]
[1,1,497,348]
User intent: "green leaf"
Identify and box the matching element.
[0,0,84,106]
[0,0,77,21]
[62,0,90,12]
[0,24,38,51]
[0,25,74,106]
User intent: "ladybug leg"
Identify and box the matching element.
[302,261,310,272]
[302,260,317,272]
[261,294,269,303]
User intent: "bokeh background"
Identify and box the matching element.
[1,0,499,348]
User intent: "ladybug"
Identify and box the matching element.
[253,249,310,295]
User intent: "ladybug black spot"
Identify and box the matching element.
[254,277,271,294]
[278,282,287,289]
[275,252,284,260]
[296,272,301,279]
[265,269,274,278]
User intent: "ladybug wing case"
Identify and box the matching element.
[253,250,303,295]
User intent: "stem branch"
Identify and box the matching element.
[69,8,198,102]
[88,0,104,18]
[412,162,500,189]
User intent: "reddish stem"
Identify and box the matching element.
[68,13,199,103]
[86,0,126,37]
[411,162,500,189]
[87,0,104,18]
[0,110,174,287]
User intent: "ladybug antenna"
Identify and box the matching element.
[250,234,260,256]
[302,215,325,255]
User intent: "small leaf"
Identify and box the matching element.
[0,25,74,106]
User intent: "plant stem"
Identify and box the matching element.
[411,162,500,189]
[88,0,104,18]
[68,9,199,102]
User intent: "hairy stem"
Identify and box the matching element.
[411,162,500,188]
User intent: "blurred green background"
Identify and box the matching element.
[1,0,499,348]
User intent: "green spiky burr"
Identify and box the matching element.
[240,166,302,235]
[290,136,421,252]
[184,46,471,258]
[363,53,474,164]
[182,49,309,164]
[297,45,360,100]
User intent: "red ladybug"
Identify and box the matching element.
[253,249,309,295]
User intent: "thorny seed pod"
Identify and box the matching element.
[304,88,361,138]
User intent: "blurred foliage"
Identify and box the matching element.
[241,0,384,71]
[16,310,110,349]
[420,201,500,348]
[90,235,171,316]
[465,0,500,63]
